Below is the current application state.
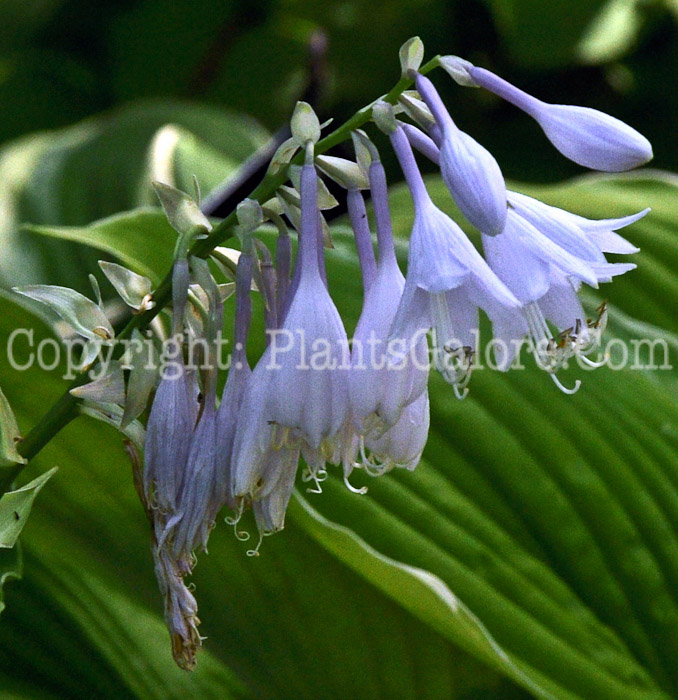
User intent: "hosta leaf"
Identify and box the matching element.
[24,210,176,285]
[483,0,610,67]
[1,172,678,700]
[0,102,268,290]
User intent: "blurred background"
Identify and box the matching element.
[2,0,678,202]
[2,0,678,289]
[2,3,678,700]
[1,0,677,291]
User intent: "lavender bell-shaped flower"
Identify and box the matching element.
[168,258,225,561]
[361,391,430,474]
[251,446,300,537]
[383,116,520,397]
[232,144,349,506]
[452,58,653,172]
[507,191,647,257]
[144,257,195,517]
[264,146,351,455]
[414,73,507,235]
[339,144,430,480]
[228,244,303,543]
[350,154,429,431]
[230,363,302,548]
[214,249,254,512]
[482,207,637,389]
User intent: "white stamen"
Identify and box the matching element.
[343,473,368,494]
[246,533,264,557]
[550,373,581,395]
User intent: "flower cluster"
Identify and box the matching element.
[18,39,649,669]
[142,47,650,665]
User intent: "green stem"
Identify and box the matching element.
[14,56,440,469]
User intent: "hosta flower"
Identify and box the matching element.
[387,123,519,397]
[265,157,351,452]
[361,390,430,474]
[230,363,301,544]
[508,191,647,257]
[464,62,652,172]
[482,208,636,389]
[349,156,431,476]
[251,445,300,537]
[415,73,507,235]
[232,150,350,503]
[170,388,218,561]
[351,158,429,430]
[167,258,225,561]
[214,251,254,512]
[347,186,377,292]
[153,546,201,671]
[144,258,195,515]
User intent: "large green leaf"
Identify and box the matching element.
[0,101,268,290]
[0,290,528,699]
[1,172,677,700]
[24,210,177,286]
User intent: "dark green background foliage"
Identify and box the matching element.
[1,1,678,699]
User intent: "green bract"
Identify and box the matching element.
[12,285,115,343]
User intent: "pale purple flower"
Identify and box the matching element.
[401,123,441,165]
[167,258,224,560]
[361,390,430,474]
[214,251,254,512]
[482,207,636,389]
[229,365,301,543]
[251,445,300,538]
[264,157,350,452]
[388,124,519,397]
[232,153,350,504]
[342,156,431,481]
[468,65,653,172]
[350,158,429,430]
[230,362,278,502]
[347,186,377,293]
[414,73,507,235]
[170,392,218,559]
[508,191,646,256]
[144,258,195,514]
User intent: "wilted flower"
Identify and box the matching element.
[169,387,217,563]
[152,546,202,671]
[214,250,255,512]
